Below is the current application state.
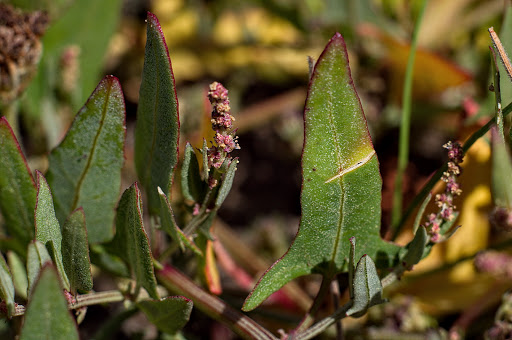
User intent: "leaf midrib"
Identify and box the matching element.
[70,84,112,212]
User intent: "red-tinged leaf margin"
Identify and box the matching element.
[243,33,401,312]
[0,117,36,248]
[135,12,180,216]
[46,75,126,244]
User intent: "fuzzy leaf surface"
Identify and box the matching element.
[135,12,179,215]
[34,171,69,290]
[111,183,158,299]
[181,143,206,203]
[7,251,28,300]
[46,76,126,244]
[158,188,202,255]
[243,33,400,311]
[137,297,193,334]
[0,117,36,247]
[26,240,51,295]
[62,208,93,294]
[20,265,78,340]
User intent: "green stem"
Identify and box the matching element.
[391,0,429,230]
[157,264,278,340]
[5,290,125,318]
[490,47,504,139]
[393,100,512,239]
[294,301,352,340]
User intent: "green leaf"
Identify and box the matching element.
[24,0,122,118]
[0,117,36,249]
[181,143,206,203]
[34,171,69,290]
[201,139,209,180]
[26,240,52,295]
[89,244,129,278]
[135,12,179,215]
[215,159,238,209]
[158,188,202,256]
[62,208,93,294]
[46,76,126,244]
[137,297,193,334]
[20,264,79,340]
[492,127,512,208]
[401,226,428,268]
[111,183,159,299]
[0,253,15,317]
[243,33,400,311]
[346,254,386,318]
[7,251,28,300]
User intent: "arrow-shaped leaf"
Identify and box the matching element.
[111,183,159,299]
[243,33,400,311]
[46,75,126,244]
[135,12,179,215]
[0,117,36,249]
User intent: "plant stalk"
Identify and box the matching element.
[391,0,429,231]
[157,264,278,340]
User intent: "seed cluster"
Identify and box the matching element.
[423,141,463,242]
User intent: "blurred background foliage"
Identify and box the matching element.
[3,0,512,338]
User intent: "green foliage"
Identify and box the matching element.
[20,265,79,340]
[137,297,193,334]
[243,33,400,312]
[0,118,36,250]
[135,12,179,216]
[46,76,125,244]
[62,208,93,294]
[110,184,159,299]
[34,171,70,290]
[0,253,15,317]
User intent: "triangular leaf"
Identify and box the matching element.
[20,265,79,340]
[26,240,51,296]
[158,187,202,256]
[243,33,400,311]
[46,76,126,244]
[401,226,428,268]
[62,208,93,294]
[0,117,36,249]
[135,12,179,215]
[137,297,193,334]
[111,183,159,299]
[34,171,69,290]
[0,253,15,317]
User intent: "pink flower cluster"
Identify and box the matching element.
[423,141,463,242]
[206,82,240,186]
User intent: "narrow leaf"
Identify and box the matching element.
[89,244,129,278]
[243,33,400,311]
[401,226,428,268]
[0,117,36,248]
[111,183,159,299]
[346,254,386,317]
[137,297,193,334]
[7,251,28,300]
[201,139,209,180]
[20,265,79,340]
[34,171,69,290]
[62,208,93,294]
[492,127,512,208]
[26,240,51,295]
[181,143,206,203]
[158,187,202,256]
[135,12,179,215]
[215,159,238,208]
[46,76,126,244]
[0,253,15,317]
